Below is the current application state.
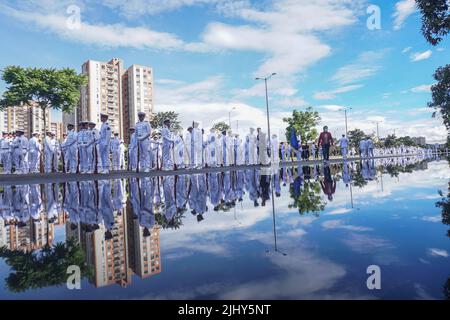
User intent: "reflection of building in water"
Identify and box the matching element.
[84,208,132,288]
[126,201,161,279]
[0,219,54,252]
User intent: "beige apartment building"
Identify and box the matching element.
[64,58,154,142]
[78,58,125,137]
[122,64,154,142]
[1,102,50,137]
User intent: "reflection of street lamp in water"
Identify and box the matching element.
[265,173,287,256]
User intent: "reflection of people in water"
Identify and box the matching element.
[112,179,126,211]
[245,169,260,207]
[13,185,30,227]
[0,186,14,225]
[272,169,281,197]
[162,176,176,221]
[259,174,271,206]
[80,181,100,232]
[176,175,189,211]
[29,184,42,221]
[342,161,352,187]
[98,180,114,240]
[321,165,336,201]
[208,172,222,211]
[129,178,140,219]
[139,177,156,236]
[291,168,303,199]
[64,182,80,230]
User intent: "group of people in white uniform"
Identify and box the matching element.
[0,113,445,175]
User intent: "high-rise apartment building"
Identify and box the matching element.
[123,65,154,142]
[50,122,64,141]
[78,58,125,137]
[1,102,50,137]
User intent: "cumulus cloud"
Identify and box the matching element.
[410,50,432,62]
[393,0,417,30]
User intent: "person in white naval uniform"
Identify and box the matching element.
[44,132,58,173]
[192,122,203,168]
[271,134,280,164]
[161,119,175,171]
[98,114,112,174]
[339,134,349,159]
[87,122,99,173]
[12,130,29,174]
[63,124,78,173]
[110,132,121,171]
[174,131,185,169]
[77,122,90,173]
[206,128,218,167]
[367,139,375,158]
[245,128,257,165]
[128,127,138,171]
[135,112,152,172]
[1,132,12,174]
[28,132,42,173]
[359,139,367,159]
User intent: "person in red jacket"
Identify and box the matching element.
[318,126,333,162]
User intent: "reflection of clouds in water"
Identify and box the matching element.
[342,233,395,254]
[322,219,372,232]
[218,248,373,300]
[414,283,437,300]
[427,248,449,258]
[326,208,353,215]
[420,215,442,223]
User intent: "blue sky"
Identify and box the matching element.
[0,0,448,142]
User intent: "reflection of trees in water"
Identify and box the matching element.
[436,182,450,238]
[444,278,450,300]
[288,181,326,216]
[436,182,450,299]
[352,164,368,188]
[155,208,186,230]
[0,238,92,293]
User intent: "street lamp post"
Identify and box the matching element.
[228,107,236,128]
[255,73,277,148]
[343,107,352,136]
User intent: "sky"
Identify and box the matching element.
[0,0,448,143]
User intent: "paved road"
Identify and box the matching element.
[0,154,426,186]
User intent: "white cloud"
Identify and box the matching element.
[0,3,207,52]
[314,84,364,100]
[331,50,386,86]
[427,248,449,258]
[393,0,417,30]
[402,46,412,53]
[318,105,346,112]
[410,84,432,93]
[410,50,432,62]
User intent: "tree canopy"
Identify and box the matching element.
[211,121,231,133]
[416,0,450,46]
[149,111,183,132]
[347,129,372,150]
[429,65,450,130]
[0,238,92,293]
[283,107,321,143]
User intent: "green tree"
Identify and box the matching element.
[0,238,92,293]
[0,66,87,134]
[416,1,450,131]
[149,111,183,132]
[211,121,231,132]
[283,107,321,144]
[429,65,450,130]
[384,134,398,148]
[347,129,371,150]
[416,0,450,46]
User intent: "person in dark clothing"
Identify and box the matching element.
[318,126,334,162]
